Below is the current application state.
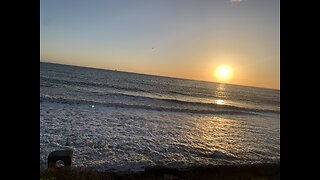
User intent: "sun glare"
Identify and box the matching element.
[214,65,233,82]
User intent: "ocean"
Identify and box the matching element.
[40,62,280,171]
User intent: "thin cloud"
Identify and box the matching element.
[230,0,245,3]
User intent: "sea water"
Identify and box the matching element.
[40,62,280,171]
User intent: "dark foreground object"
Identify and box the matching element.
[48,150,73,168]
[40,163,279,180]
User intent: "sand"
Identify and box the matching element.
[40,163,280,180]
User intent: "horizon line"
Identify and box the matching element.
[40,60,280,91]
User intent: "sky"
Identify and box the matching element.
[40,0,280,89]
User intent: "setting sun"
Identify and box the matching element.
[214,65,233,82]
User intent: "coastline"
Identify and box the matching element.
[40,163,280,180]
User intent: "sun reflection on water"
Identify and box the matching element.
[216,99,224,105]
[214,84,227,105]
[215,84,227,99]
[184,115,252,162]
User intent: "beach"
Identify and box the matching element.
[40,163,279,180]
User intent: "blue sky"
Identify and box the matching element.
[41,0,279,89]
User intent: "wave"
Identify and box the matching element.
[97,92,279,114]
[41,76,279,108]
[40,77,149,93]
[41,77,225,101]
[40,94,279,115]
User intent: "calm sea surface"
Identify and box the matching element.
[40,62,280,171]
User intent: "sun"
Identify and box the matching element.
[214,65,233,82]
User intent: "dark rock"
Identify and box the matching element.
[47,150,73,168]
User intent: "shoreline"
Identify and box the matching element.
[40,163,280,180]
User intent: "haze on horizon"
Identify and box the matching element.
[40,0,279,90]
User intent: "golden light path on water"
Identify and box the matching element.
[180,83,250,161]
[214,83,226,105]
[183,114,257,164]
[215,99,224,105]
